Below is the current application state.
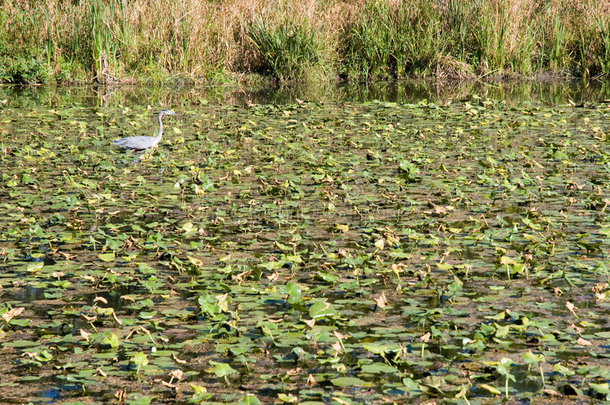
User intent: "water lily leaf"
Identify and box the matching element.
[496,358,515,381]
[309,300,336,319]
[130,352,148,373]
[588,382,610,396]
[8,319,30,327]
[554,363,575,376]
[331,376,365,386]
[495,324,510,338]
[209,361,237,377]
[316,271,339,283]
[187,256,203,267]
[260,260,284,270]
[523,351,544,364]
[198,294,222,318]
[138,263,156,274]
[198,175,214,191]
[402,377,422,394]
[274,241,291,252]
[285,254,303,263]
[25,262,44,273]
[189,384,212,402]
[125,393,153,405]
[98,253,115,262]
[182,221,194,233]
[103,332,120,349]
[553,150,569,160]
[236,394,261,405]
[280,282,302,304]
[361,362,398,374]
[362,342,400,355]
[277,393,298,403]
[399,159,417,175]
[138,311,157,319]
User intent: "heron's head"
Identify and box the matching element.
[160,109,176,116]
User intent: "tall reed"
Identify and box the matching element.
[0,0,609,83]
[342,0,446,80]
[596,14,610,74]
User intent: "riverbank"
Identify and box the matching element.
[1,0,609,85]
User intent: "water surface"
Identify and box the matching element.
[0,80,608,404]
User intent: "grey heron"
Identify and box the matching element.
[113,109,176,151]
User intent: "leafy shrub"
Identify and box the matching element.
[0,54,51,84]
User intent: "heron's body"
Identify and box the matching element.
[113,109,175,151]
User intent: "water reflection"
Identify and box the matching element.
[1,79,610,108]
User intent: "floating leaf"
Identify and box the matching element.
[209,361,237,378]
[98,253,115,262]
[362,342,400,355]
[308,300,336,319]
[361,362,398,374]
[25,262,44,273]
[236,394,261,405]
[331,377,366,386]
[102,332,120,349]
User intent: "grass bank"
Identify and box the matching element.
[1,0,610,84]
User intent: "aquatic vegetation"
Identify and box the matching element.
[2,0,610,83]
[0,97,608,403]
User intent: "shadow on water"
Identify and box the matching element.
[2,78,610,108]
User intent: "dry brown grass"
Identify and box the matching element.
[1,0,609,82]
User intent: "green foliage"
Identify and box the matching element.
[1,95,610,403]
[130,352,149,374]
[247,19,325,81]
[581,12,610,76]
[208,361,237,378]
[594,14,610,75]
[343,0,444,80]
[1,0,610,83]
[0,54,51,84]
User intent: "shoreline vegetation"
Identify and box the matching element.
[1,0,610,85]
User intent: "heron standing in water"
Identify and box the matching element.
[113,109,176,151]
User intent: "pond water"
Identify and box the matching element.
[0,81,609,404]
[3,78,610,108]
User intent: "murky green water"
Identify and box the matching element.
[3,78,610,108]
[0,81,609,404]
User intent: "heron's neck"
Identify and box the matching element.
[157,114,163,138]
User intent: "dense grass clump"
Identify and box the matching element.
[341,0,469,80]
[1,0,610,83]
[247,20,325,81]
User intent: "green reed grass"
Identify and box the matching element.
[247,13,328,82]
[1,0,610,84]
[446,0,470,61]
[343,0,445,80]
[550,13,569,71]
[485,1,507,72]
[596,15,610,74]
